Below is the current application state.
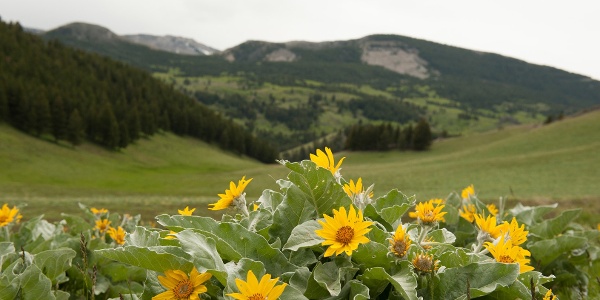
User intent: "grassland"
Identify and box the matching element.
[1,109,599,224]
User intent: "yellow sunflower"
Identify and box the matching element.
[94,219,111,233]
[461,184,475,199]
[154,268,212,300]
[501,217,528,246]
[227,270,287,300]
[459,204,477,223]
[178,206,196,216]
[315,205,373,257]
[164,231,178,240]
[209,176,253,211]
[310,147,345,176]
[412,252,439,274]
[0,204,20,227]
[474,214,504,239]
[486,204,499,216]
[543,289,557,300]
[389,225,412,258]
[107,226,126,245]
[484,237,534,273]
[90,207,108,215]
[408,200,447,225]
[343,178,364,198]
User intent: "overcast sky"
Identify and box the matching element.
[2,0,600,80]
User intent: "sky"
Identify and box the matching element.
[2,0,600,80]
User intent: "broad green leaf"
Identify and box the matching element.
[256,189,284,210]
[126,226,161,247]
[349,280,370,300]
[96,246,194,273]
[19,264,55,300]
[60,213,93,235]
[359,263,418,300]
[283,220,323,251]
[141,270,165,300]
[176,230,227,285]
[529,209,581,239]
[427,228,456,244]
[289,248,318,267]
[432,262,519,299]
[157,215,296,276]
[436,247,471,268]
[289,267,311,293]
[0,275,18,299]
[304,262,340,298]
[353,241,395,271]
[373,189,415,212]
[101,261,146,283]
[33,248,76,284]
[240,208,272,233]
[529,235,588,264]
[0,242,15,270]
[270,160,350,244]
[510,203,557,226]
[380,205,411,229]
[53,290,70,300]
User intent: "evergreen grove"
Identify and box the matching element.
[0,20,278,163]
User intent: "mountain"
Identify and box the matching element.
[0,20,277,162]
[41,22,600,152]
[122,34,219,55]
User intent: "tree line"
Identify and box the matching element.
[0,20,277,163]
[344,118,432,151]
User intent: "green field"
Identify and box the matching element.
[1,109,599,224]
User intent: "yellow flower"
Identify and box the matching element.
[95,219,111,233]
[0,204,20,227]
[485,237,534,273]
[408,200,447,225]
[412,252,439,273]
[461,184,475,199]
[90,207,108,215]
[227,270,287,300]
[209,176,253,211]
[486,204,499,216]
[107,226,126,245]
[501,217,528,246]
[459,204,477,223]
[343,178,363,198]
[154,268,212,300]
[253,203,259,211]
[178,206,196,216]
[310,147,345,176]
[165,231,178,240]
[543,289,557,300]
[597,223,600,231]
[315,206,373,257]
[474,214,504,239]
[389,225,412,258]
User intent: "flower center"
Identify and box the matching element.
[248,293,264,300]
[393,239,408,257]
[336,226,354,244]
[413,255,435,272]
[423,211,435,222]
[498,255,515,264]
[173,279,194,298]
[0,215,8,224]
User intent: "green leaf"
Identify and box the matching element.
[529,209,581,239]
[19,264,56,300]
[175,230,228,285]
[126,226,161,247]
[304,262,340,298]
[432,262,519,299]
[359,263,418,300]
[289,267,311,293]
[96,246,194,273]
[353,241,395,271]
[101,261,146,283]
[240,208,273,234]
[283,220,323,251]
[223,258,266,295]
[60,213,93,235]
[157,215,296,276]
[289,248,318,267]
[270,160,350,244]
[0,275,18,299]
[349,280,371,300]
[0,242,15,270]
[510,203,557,226]
[33,248,76,285]
[427,228,456,244]
[256,189,284,211]
[529,235,588,264]
[52,290,70,300]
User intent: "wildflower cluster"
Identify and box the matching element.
[2,147,598,299]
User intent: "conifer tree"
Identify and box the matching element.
[67,109,84,146]
[412,118,432,151]
[50,97,67,141]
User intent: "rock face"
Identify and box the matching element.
[264,48,297,62]
[122,34,219,55]
[360,40,430,79]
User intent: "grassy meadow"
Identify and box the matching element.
[1,109,599,224]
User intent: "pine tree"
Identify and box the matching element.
[67,109,84,146]
[412,118,432,151]
[50,97,67,141]
[98,103,120,149]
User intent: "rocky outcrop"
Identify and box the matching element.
[122,34,219,55]
[360,40,430,79]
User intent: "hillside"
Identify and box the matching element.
[42,22,600,152]
[0,20,277,162]
[2,108,599,223]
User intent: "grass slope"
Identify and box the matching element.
[2,109,599,223]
